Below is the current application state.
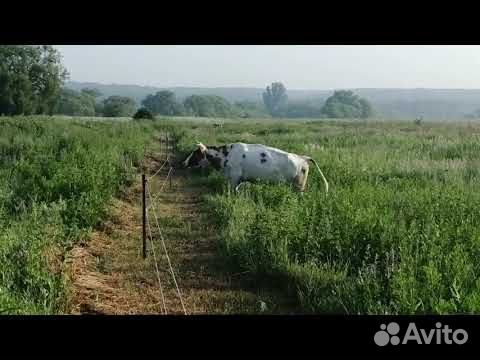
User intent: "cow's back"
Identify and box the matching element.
[228,143,299,182]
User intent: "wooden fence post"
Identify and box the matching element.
[160,134,163,161]
[142,173,147,259]
[166,132,169,162]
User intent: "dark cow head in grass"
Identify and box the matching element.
[182,142,209,168]
[182,142,229,170]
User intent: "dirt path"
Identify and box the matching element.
[66,140,298,315]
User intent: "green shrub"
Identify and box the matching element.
[133,108,155,120]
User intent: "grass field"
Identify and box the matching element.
[172,117,480,314]
[0,116,161,314]
[2,115,480,314]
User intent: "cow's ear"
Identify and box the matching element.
[197,142,207,153]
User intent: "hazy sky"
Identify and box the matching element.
[54,45,480,89]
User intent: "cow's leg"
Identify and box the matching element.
[235,181,246,193]
[294,165,309,193]
[228,171,243,193]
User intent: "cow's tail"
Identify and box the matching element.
[303,156,329,194]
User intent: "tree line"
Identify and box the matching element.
[135,83,374,119]
[0,46,375,119]
[262,82,374,118]
[55,85,376,119]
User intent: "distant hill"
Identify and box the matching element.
[66,81,480,120]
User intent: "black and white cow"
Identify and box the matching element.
[182,142,329,193]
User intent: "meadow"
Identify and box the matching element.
[0,116,159,314]
[172,117,480,314]
[2,115,480,315]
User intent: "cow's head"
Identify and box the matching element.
[182,142,209,168]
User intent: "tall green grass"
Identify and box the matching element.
[0,116,155,314]
[172,118,480,314]
[5,115,480,314]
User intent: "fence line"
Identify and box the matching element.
[141,130,187,315]
[146,182,188,315]
[148,158,169,181]
[145,206,168,314]
[147,166,174,209]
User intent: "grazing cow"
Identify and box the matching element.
[182,142,329,193]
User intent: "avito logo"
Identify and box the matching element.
[374,322,468,346]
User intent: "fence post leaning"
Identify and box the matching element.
[142,173,147,259]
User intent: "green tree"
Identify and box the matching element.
[321,90,374,119]
[359,98,374,118]
[183,95,237,118]
[262,82,288,117]
[102,96,136,117]
[171,101,185,116]
[11,74,35,115]
[54,88,96,116]
[0,64,14,114]
[284,99,324,118]
[141,90,183,115]
[94,102,104,117]
[81,88,102,99]
[0,45,68,115]
[81,88,102,116]
[184,95,209,117]
[234,101,270,118]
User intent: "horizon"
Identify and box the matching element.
[66,80,480,92]
[56,45,480,89]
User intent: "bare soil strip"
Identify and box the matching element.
[66,145,298,315]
